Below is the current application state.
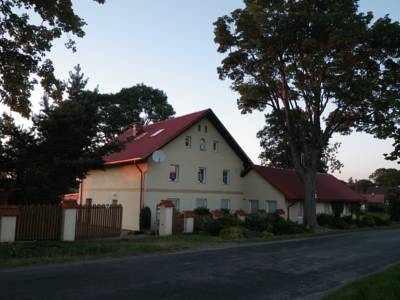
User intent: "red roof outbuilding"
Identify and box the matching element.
[253,165,364,202]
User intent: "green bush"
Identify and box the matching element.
[388,188,400,221]
[139,207,151,230]
[219,227,244,239]
[200,216,243,236]
[220,208,230,215]
[193,207,210,215]
[371,215,391,226]
[243,229,263,238]
[272,218,308,235]
[262,231,274,239]
[360,215,376,227]
[331,218,350,229]
[317,213,335,227]
[244,213,269,232]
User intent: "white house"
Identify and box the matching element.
[80,109,363,231]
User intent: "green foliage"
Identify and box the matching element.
[201,216,243,236]
[272,219,308,235]
[370,215,391,226]
[359,215,376,227]
[193,207,210,216]
[317,213,336,227]
[140,207,151,231]
[369,168,400,188]
[244,213,269,232]
[331,202,345,219]
[0,66,175,202]
[219,227,245,239]
[387,188,400,221]
[214,0,400,226]
[0,0,104,117]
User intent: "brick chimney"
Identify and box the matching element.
[131,122,144,137]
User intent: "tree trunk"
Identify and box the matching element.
[303,171,318,228]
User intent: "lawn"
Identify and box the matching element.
[325,264,400,300]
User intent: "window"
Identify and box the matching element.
[197,124,201,132]
[221,199,231,210]
[168,198,180,211]
[112,199,118,205]
[213,140,219,152]
[185,136,192,148]
[222,169,230,185]
[198,167,206,184]
[324,203,330,214]
[204,125,208,133]
[200,138,206,151]
[151,128,165,137]
[266,200,278,213]
[298,202,304,217]
[169,164,179,182]
[249,200,259,214]
[196,198,207,208]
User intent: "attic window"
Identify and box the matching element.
[134,132,147,140]
[151,129,165,137]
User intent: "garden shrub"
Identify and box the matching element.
[243,229,263,238]
[331,217,350,229]
[139,206,151,230]
[262,231,274,239]
[244,213,269,232]
[219,227,244,239]
[220,208,230,215]
[200,215,243,236]
[317,213,335,227]
[371,215,391,226]
[193,207,210,215]
[360,215,376,227]
[272,218,307,235]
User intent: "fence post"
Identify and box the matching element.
[157,200,173,236]
[0,206,19,243]
[61,200,79,242]
[183,211,194,234]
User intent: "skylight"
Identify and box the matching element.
[151,129,165,137]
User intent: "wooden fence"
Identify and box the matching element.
[172,209,184,234]
[75,204,123,240]
[16,205,62,241]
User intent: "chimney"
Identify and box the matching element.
[132,122,144,137]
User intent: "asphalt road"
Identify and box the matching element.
[1,229,400,300]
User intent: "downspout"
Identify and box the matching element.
[287,201,296,221]
[134,161,144,209]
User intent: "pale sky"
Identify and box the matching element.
[4,0,400,181]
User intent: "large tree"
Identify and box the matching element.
[257,108,343,172]
[214,0,400,227]
[0,0,104,117]
[369,168,400,188]
[0,66,175,202]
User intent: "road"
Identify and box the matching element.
[1,229,400,300]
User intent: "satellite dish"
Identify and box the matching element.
[152,150,166,163]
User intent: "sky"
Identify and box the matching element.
[5,0,400,181]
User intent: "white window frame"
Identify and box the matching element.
[222,169,230,185]
[213,140,219,153]
[185,136,192,148]
[221,199,231,210]
[266,200,278,213]
[169,164,179,182]
[196,198,207,208]
[198,167,206,184]
[249,200,259,214]
[199,138,206,151]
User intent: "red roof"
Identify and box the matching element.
[362,194,385,204]
[104,109,252,167]
[253,165,364,202]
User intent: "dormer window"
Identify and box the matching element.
[198,124,201,132]
[200,138,206,151]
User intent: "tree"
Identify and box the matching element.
[387,188,400,221]
[369,168,400,188]
[257,108,342,172]
[0,0,104,117]
[214,0,400,228]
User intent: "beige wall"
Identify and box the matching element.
[81,164,145,231]
[243,170,287,214]
[144,117,248,227]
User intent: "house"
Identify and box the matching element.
[80,109,363,231]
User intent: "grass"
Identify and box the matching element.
[325,264,400,300]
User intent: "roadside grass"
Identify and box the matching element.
[325,264,400,300]
[0,225,399,268]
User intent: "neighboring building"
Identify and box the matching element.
[80,109,364,231]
